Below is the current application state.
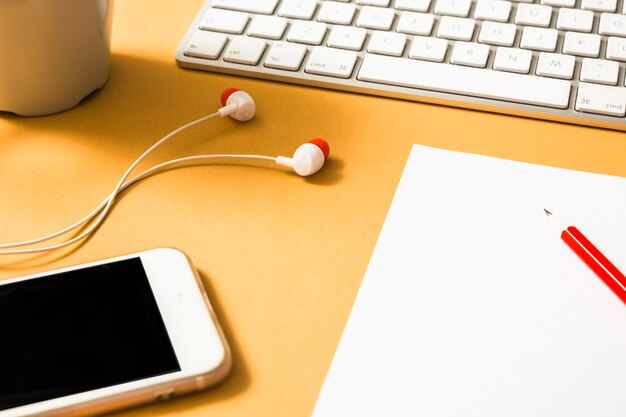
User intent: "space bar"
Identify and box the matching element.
[357,54,571,109]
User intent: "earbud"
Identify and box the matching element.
[276,138,330,176]
[218,88,256,121]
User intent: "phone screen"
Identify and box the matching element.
[0,258,181,411]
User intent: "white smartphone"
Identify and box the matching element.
[0,248,231,417]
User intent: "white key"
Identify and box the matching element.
[437,16,476,40]
[408,36,449,61]
[478,21,517,46]
[541,0,575,7]
[305,46,358,78]
[318,1,357,25]
[599,13,626,36]
[536,52,576,79]
[248,15,288,39]
[556,9,594,32]
[358,53,572,108]
[212,0,278,14]
[368,31,408,56]
[520,27,558,51]
[562,32,601,57]
[278,0,317,19]
[200,9,249,34]
[576,82,626,116]
[357,0,391,5]
[287,20,327,45]
[450,41,490,67]
[580,58,619,84]
[474,0,512,22]
[184,31,228,59]
[356,6,396,30]
[493,47,532,73]
[264,41,307,70]
[606,36,626,61]
[434,0,473,17]
[581,0,617,12]
[395,0,432,12]
[223,36,267,64]
[327,25,367,50]
[397,12,435,35]
[515,4,553,27]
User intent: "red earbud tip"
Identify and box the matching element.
[308,138,330,160]
[221,88,240,106]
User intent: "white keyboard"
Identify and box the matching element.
[176,0,626,131]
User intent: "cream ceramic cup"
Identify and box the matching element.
[0,0,114,116]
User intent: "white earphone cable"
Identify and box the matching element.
[0,112,224,254]
[0,153,278,254]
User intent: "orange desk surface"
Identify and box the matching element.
[1,1,626,416]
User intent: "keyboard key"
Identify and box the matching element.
[397,11,435,35]
[264,41,307,70]
[278,0,317,19]
[358,53,571,108]
[562,32,601,57]
[223,36,266,64]
[473,0,512,22]
[434,0,472,17]
[437,16,476,40]
[184,31,228,59]
[478,21,517,46]
[581,0,617,12]
[541,0,575,6]
[305,46,358,78]
[357,0,392,5]
[327,25,367,50]
[212,0,278,14]
[493,47,532,73]
[515,4,553,27]
[580,58,619,85]
[287,20,327,45]
[247,15,287,39]
[356,6,396,29]
[520,27,558,51]
[318,1,357,25]
[576,82,626,116]
[536,52,576,79]
[450,41,489,68]
[200,8,249,34]
[606,36,626,61]
[368,31,407,56]
[395,0,432,11]
[556,9,594,32]
[408,36,449,61]
[599,13,626,36]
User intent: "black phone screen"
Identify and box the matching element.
[0,257,180,411]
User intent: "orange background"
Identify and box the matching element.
[1,1,625,416]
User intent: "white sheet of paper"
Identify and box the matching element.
[313,145,626,417]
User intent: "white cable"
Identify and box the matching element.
[0,112,222,254]
[0,154,278,254]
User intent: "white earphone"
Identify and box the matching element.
[218,88,257,121]
[0,88,330,255]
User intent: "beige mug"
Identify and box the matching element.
[0,0,114,116]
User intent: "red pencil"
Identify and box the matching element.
[545,209,626,305]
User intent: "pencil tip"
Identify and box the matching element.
[544,208,552,216]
